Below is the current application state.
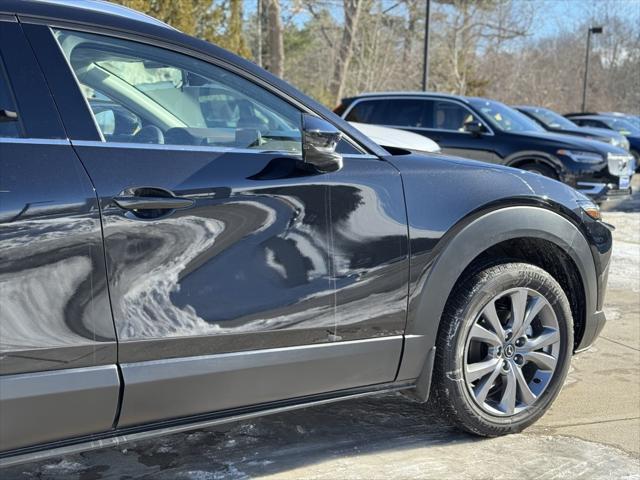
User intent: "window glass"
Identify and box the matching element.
[469,99,543,133]
[600,117,639,135]
[527,108,576,130]
[347,99,429,128]
[383,99,428,127]
[427,100,480,131]
[53,29,302,152]
[345,100,385,123]
[0,58,20,138]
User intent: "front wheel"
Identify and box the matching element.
[431,262,573,436]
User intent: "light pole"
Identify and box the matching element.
[581,26,603,112]
[421,0,431,91]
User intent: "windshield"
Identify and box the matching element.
[527,108,576,130]
[470,100,544,133]
[601,117,640,136]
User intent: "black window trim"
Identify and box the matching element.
[342,95,495,136]
[0,16,25,139]
[18,15,373,157]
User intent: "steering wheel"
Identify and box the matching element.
[133,125,165,144]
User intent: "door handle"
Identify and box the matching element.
[113,196,194,211]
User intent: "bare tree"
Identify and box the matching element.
[266,0,285,78]
[330,0,364,104]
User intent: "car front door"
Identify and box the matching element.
[0,17,119,452]
[420,99,501,163]
[24,23,408,427]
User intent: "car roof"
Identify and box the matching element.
[344,91,471,104]
[569,115,608,120]
[1,0,174,30]
[513,105,545,111]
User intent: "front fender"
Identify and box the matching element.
[396,206,598,384]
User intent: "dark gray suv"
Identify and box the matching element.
[0,0,612,466]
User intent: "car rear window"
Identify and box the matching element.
[345,98,428,128]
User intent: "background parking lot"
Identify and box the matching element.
[5,177,639,479]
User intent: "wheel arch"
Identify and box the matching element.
[505,152,563,177]
[397,205,597,400]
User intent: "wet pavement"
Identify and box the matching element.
[4,178,640,479]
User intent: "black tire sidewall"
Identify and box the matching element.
[521,162,558,179]
[435,263,573,435]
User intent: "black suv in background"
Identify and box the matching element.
[515,106,630,152]
[336,93,635,198]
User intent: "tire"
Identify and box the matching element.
[519,162,558,179]
[431,262,573,436]
[631,150,640,172]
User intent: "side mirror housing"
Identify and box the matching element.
[302,114,343,173]
[463,120,486,136]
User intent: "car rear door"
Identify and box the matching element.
[23,22,407,427]
[0,17,119,452]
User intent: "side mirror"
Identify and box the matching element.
[302,114,343,173]
[463,120,486,136]
[0,109,18,123]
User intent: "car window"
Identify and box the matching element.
[528,108,576,130]
[0,57,20,138]
[52,29,302,152]
[426,100,480,131]
[601,117,639,135]
[577,119,604,129]
[383,99,428,127]
[346,99,428,128]
[469,99,543,133]
[345,99,387,124]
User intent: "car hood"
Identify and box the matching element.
[567,126,622,140]
[349,122,441,153]
[385,152,591,222]
[512,130,628,155]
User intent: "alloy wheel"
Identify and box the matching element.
[463,287,561,416]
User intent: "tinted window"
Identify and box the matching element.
[346,99,428,128]
[384,99,428,127]
[426,100,479,131]
[345,99,386,123]
[53,29,302,152]
[576,119,604,129]
[0,58,20,138]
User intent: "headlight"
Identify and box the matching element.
[557,149,604,164]
[577,198,601,220]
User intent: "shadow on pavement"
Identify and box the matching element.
[5,394,477,479]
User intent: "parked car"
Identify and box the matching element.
[336,93,635,198]
[349,121,441,153]
[514,106,630,152]
[567,111,640,131]
[565,113,640,166]
[0,0,613,466]
[602,113,640,130]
